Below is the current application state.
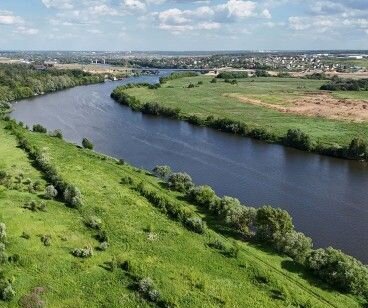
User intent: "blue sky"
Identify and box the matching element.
[0,0,367,51]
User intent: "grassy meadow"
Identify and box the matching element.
[0,121,364,307]
[124,76,368,147]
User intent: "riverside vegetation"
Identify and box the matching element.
[111,72,368,161]
[0,114,367,306]
[0,63,104,112]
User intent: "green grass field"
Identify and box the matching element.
[125,76,368,147]
[0,121,364,307]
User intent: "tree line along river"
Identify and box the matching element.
[10,71,368,263]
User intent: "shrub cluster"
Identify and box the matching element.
[72,246,94,258]
[167,172,194,192]
[141,102,180,118]
[0,278,15,302]
[32,124,47,133]
[134,182,206,234]
[82,138,94,150]
[8,123,84,209]
[254,70,271,77]
[152,165,172,180]
[44,185,58,199]
[320,78,368,91]
[284,129,313,151]
[217,71,248,79]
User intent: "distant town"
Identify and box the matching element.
[0,50,367,78]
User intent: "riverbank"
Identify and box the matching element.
[0,118,365,307]
[114,74,368,161]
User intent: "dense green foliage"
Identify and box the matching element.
[217,71,249,79]
[321,78,368,91]
[159,71,198,84]
[82,138,94,150]
[0,64,104,103]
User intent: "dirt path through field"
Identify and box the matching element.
[226,92,368,122]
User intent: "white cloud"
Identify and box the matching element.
[0,11,24,25]
[261,9,271,19]
[41,0,74,9]
[124,0,146,11]
[224,0,256,18]
[15,26,39,35]
[289,16,337,32]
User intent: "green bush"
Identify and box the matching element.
[44,185,58,199]
[217,71,248,79]
[184,217,206,234]
[32,124,47,133]
[226,206,257,237]
[85,216,102,230]
[186,185,218,208]
[0,279,15,301]
[72,246,94,258]
[347,138,367,159]
[64,185,83,208]
[284,129,313,151]
[305,247,368,296]
[82,138,94,150]
[137,277,162,303]
[51,129,63,139]
[152,165,172,179]
[255,206,294,243]
[274,231,313,264]
[168,172,194,192]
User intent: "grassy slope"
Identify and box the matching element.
[0,122,362,307]
[125,76,368,147]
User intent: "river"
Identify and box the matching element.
[10,71,368,263]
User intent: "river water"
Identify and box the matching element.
[10,72,368,263]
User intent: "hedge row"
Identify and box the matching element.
[153,167,368,300]
[4,120,83,209]
[132,181,206,234]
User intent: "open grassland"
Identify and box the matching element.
[124,76,368,147]
[0,122,363,307]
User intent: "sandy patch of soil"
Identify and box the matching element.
[226,92,368,122]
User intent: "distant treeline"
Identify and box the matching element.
[216,70,271,79]
[111,82,368,161]
[159,71,199,84]
[320,78,368,91]
[149,166,368,301]
[0,64,104,104]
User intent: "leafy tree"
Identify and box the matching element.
[186,185,218,208]
[306,247,368,296]
[285,129,312,151]
[347,138,367,159]
[255,206,294,242]
[152,165,172,179]
[32,124,47,133]
[226,206,257,237]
